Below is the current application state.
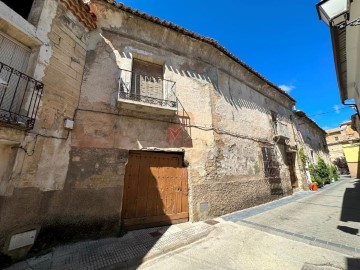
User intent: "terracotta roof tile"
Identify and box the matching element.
[61,0,97,30]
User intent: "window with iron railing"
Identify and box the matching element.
[118,59,177,109]
[0,61,43,130]
[270,111,289,139]
[261,147,280,178]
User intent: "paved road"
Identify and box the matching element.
[140,177,360,269]
[223,176,360,255]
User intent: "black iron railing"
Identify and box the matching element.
[0,61,44,130]
[118,69,177,109]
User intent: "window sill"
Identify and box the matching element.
[0,2,41,47]
[117,97,177,116]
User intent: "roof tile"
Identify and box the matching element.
[94,0,295,102]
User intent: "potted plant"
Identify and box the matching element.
[310,182,318,191]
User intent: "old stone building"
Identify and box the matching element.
[294,110,330,164]
[0,0,330,258]
[326,121,360,177]
[326,127,347,162]
[0,0,96,257]
[294,110,331,185]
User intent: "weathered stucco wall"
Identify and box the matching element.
[76,1,298,223]
[0,0,117,257]
[295,117,330,165]
[0,0,318,258]
[326,122,360,166]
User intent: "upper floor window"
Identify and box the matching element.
[118,58,177,111]
[335,136,339,141]
[1,0,44,27]
[270,110,289,139]
[2,0,34,20]
[0,33,43,129]
[131,58,164,99]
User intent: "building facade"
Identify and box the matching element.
[326,121,360,177]
[0,0,330,258]
[326,127,346,162]
[0,0,96,258]
[316,1,360,130]
[295,111,330,164]
[294,110,331,184]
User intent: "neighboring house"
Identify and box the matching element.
[294,110,331,184]
[0,0,96,258]
[326,127,347,162]
[0,0,331,258]
[326,121,360,177]
[316,1,360,129]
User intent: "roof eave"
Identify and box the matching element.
[330,26,348,102]
[95,0,296,104]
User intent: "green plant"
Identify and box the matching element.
[331,165,339,181]
[316,157,330,184]
[299,148,307,169]
[309,163,324,187]
[328,164,333,181]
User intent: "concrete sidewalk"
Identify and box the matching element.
[5,222,215,270]
[138,220,356,270]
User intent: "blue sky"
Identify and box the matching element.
[120,0,355,130]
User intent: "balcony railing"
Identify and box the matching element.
[0,61,44,130]
[272,120,290,142]
[118,69,177,109]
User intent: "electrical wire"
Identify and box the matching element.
[308,106,353,117]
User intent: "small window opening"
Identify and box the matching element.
[131,58,164,99]
[2,0,34,20]
[270,111,278,132]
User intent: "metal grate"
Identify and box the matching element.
[261,147,284,195]
[261,147,279,178]
[119,69,177,108]
[0,61,44,130]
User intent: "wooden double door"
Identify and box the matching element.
[122,151,189,228]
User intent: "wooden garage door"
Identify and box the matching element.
[122,151,189,228]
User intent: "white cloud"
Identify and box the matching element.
[279,84,296,93]
[321,126,332,130]
[333,104,341,114]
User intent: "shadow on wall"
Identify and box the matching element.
[115,44,288,121]
[0,151,189,268]
[166,120,192,148]
[118,151,189,265]
[121,151,188,230]
[295,127,328,154]
[167,61,290,120]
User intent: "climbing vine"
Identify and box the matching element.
[298,147,308,169]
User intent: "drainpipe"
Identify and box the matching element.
[342,100,360,118]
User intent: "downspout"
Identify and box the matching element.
[342,100,360,118]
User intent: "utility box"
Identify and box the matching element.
[8,230,37,251]
[64,119,74,130]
